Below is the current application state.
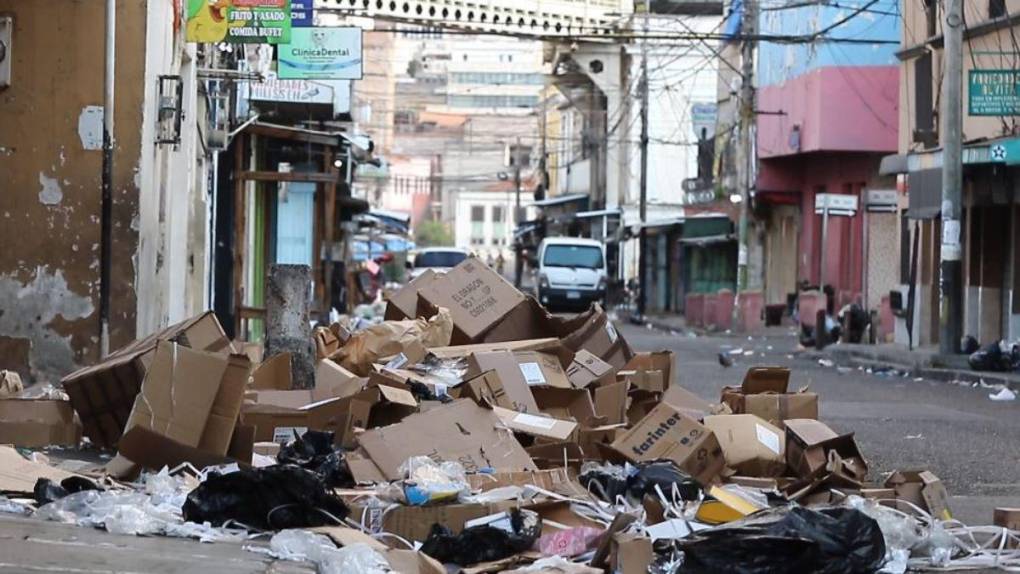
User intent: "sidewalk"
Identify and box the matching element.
[804,342,1020,388]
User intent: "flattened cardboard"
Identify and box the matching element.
[492,405,578,441]
[0,445,79,492]
[385,268,439,321]
[465,350,540,413]
[618,370,666,393]
[703,414,786,477]
[61,311,233,448]
[123,341,228,449]
[566,349,616,388]
[419,257,526,341]
[465,467,580,496]
[315,358,362,397]
[427,338,564,360]
[197,354,252,456]
[513,351,571,389]
[347,500,516,542]
[622,351,674,388]
[251,353,292,390]
[594,381,629,425]
[526,441,588,470]
[0,399,81,448]
[532,387,601,427]
[611,402,725,485]
[357,399,536,480]
[454,370,514,410]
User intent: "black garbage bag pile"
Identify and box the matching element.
[677,506,886,574]
[420,508,542,565]
[580,460,701,503]
[181,465,349,530]
[968,341,1020,372]
[33,476,100,506]
[277,429,354,488]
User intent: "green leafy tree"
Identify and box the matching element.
[415,220,454,247]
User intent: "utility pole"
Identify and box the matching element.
[636,2,650,318]
[939,0,963,354]
[733,0,756,326]
[99,0,116,357]
[513,136,524,287]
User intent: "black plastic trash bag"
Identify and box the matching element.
[579,464,629,502]
[182,465,349,530]
[277,430,354,488]
[33,476,100,506]
[420,508,542,565]
[968,342,1013,372]
[962,335,980,355]
[678,506,885,574]
[627,461,701,501]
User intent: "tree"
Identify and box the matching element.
[415,220,454,247]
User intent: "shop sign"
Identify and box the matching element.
[186,0,291,44]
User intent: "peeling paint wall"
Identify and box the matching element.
[0,0,146,381]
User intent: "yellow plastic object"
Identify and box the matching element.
[694,485,766,524]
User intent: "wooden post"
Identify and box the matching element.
[232,133,247,339]
[323,147,338,316]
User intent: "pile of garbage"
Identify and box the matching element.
[3,257,1020,573]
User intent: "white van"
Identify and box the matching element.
[535,237,607,310]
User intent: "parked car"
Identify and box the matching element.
[406,247,472,281]
[535,237,607,311]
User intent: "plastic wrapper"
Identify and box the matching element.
[262,529,391,574]
[182,465,350,530]
[579,461,629,502]
[421,508,543,565]
[536,526,604,557]
[400,455,468,505]
[277,430,354,488]
[0,495,32,515]
[409,355,470,389]
[677,506,886,574]
[16,382,68,400]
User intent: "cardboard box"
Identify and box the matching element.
[662,385,722,421]
[62,311,233,448]
[243,388,375,447]
[347,501,516,543]
[526,441,588,471]
[0,444,80,492]
[385,268,440,321]
[593,381,629,425]
[885,470,952,520]
[476,297,556,345]
[566,349,617,389]
[0,399,81,447]
[703,414,786,477]
[419,257,527,342]
[611,402,725,485]
[465,350,540,413]
[618,370,666,393]
[720,367,818,427]
[356,399,536,480]
[465,468,579,495]
[366,382,419,428]
[623,350,675,388]
[197,353,252,456]
[492,406,578,441]
[532,387,601,427]
[513,351,571,389]
[427,338,566,362]
[555,304,634,369]
[785,418,867,485]
[251,353,292,390]
[578,425,626,455]
[454,370,514,410]
[316,358,361,396]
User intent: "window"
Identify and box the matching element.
[471,205,486,244]
[542,245,603,269]
[492,206,506,243]
[990,0,1006,18]
[507,54,514,62]
[508,144,533,168]
[913,52,936,148]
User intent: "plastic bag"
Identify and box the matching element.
[578,461,629,502]
[0,495,31,515]
[263,529,391,574]
[627,461,701,501]
[182,465,350,530]
[33,475,100,506]
[400,456,469,505]
[678,506,886,574]
[969,342,1013,372]
[536,526,604,557]
[277,430,354,488]
[420,508,543,565]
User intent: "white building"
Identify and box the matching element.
[450,189,535,259]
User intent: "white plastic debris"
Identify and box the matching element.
[989,387,1017,401]
[400,456,469,505]
[0,495,31,516]
[818,359,835,368]
[258,530,391,574]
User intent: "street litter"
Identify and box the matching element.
[7,256,1020,573]
[989,387,1017,402]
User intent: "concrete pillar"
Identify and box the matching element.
[265,264,315,389]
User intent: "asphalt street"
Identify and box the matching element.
[619,321,1020,526]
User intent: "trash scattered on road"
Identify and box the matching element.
[3,256,1019,572]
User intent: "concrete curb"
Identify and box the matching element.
[803,348,1020,388]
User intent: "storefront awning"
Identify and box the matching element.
[879,153,909,175]
[678,233,736,246]
[531,192,589,208]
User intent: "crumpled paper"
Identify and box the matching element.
[332,308,453,375]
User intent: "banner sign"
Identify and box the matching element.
[278,27,363,80]
[239,71,352,114]
[968,70,1020,116]
[291,0,313,27]
[186,0,291,44]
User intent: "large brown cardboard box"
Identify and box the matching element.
[566,349,617,389]
[785,418,867,485]
[661,385,721,421]
[418,257,527,342]
[513,351,571,389]
[465,350,540,413]
[357,399,536,479]
[532,387,601,427]
[593,381,629,425]
[384,268,440,321]
[453,370,514,410]
[555,304,634,369]
[703,414,786,477]
[720,367,818,427]
[0,399,81,447]
[62,311,234,448]
[243,388,375,447]
[197,354,252,456]
[611,402,725,485]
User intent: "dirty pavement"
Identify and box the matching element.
[3,258,1020,573]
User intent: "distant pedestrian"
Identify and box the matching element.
[496,252,506,276]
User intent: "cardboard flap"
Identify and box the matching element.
[784,418,838,447]
[492,406,578,441]
[251,353,292,390]
[377,384,419,407]
[741,367,791,394]
[112,426,239,478]
[0,445,80,492]
[385,268,440,321]
[567,349,616,389]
